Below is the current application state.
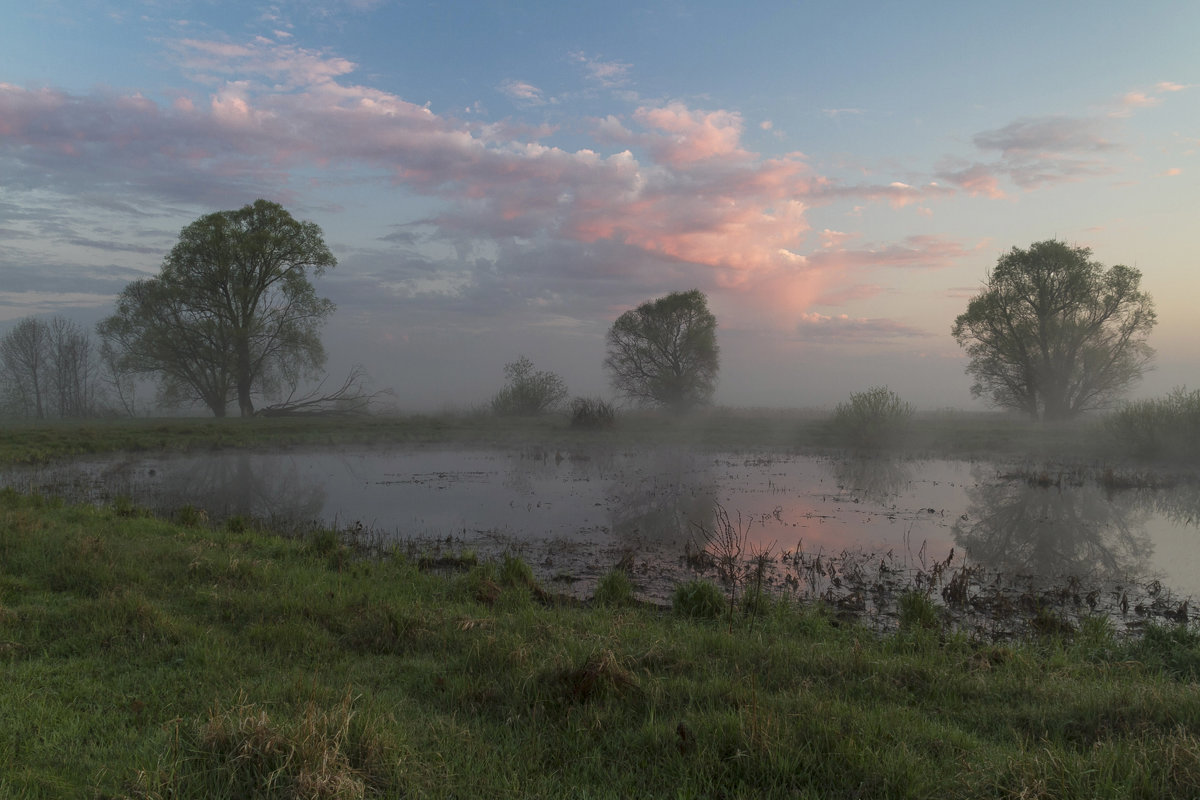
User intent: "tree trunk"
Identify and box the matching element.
[235,340,255,417]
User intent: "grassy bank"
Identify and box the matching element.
[0,408,1119,467]
[3,489,1200,798]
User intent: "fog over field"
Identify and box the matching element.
[1,2,1197,412]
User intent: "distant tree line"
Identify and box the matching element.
[0,316,108,420]
[0,213,1158,426]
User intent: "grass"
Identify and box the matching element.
[5,489,1200,797]
[0,405,1157,468]
[1105,387,1200,461]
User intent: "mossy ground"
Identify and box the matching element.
[3,488,1200,798]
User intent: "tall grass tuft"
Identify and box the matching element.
[131,692,400,799]
[1104,386,1200,460]
[897,590,941,632]
[594,567,636,607]
[830,386,914,449]
[672,579,726,619]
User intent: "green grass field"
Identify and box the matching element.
[0,407,1120,468]
[3,486,1200,798]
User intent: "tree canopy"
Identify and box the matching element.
[99,200,336,417]
[951,240,1155,421]
[604,289,719,413]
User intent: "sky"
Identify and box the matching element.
[1,0,1197,412]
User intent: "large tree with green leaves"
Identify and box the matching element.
[604,289,719,413]
[952,240,1155,421]
[99,200,336,417]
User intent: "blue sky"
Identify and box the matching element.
[1,1,1196,410]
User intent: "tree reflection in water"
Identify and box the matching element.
[157,452,327,527]
[953,471,1153,581]
[831,455,913,507]
[608,449,717,549]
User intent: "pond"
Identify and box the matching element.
[6,445,1199,632]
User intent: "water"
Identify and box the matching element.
[5,445,1199,606]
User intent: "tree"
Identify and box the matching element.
[952,240,1155,421]
[490,356,569,416]
[0,316,101,419]
[604,289,719,413]
[99,200,336,417]
[0,317,50,418]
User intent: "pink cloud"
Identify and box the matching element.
[820,229,854,248]
[936,161,1007,198]
[0,36,987,332]
[1120,91,1160,110]
[633,102,751,166]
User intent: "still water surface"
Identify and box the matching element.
[6,445,1199,601]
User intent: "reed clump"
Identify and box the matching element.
[1105,387,1200,461]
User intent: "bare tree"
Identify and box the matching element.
[0,317,50,418]
[0,316,103,419]
[48,317,99,418]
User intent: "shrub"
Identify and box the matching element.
[570,396,616,429]
[593,568,635,607]
[1105,387,1200,460]
[830,385,914,449]
[490,356,568,416]
[672,580,726,619]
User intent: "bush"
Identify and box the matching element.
[1105,387,1200,460]
[593,568,635,607]
[570,397,616,429]
[830,386,914,448]
[490,356,568,416]
[672,580,726,619]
